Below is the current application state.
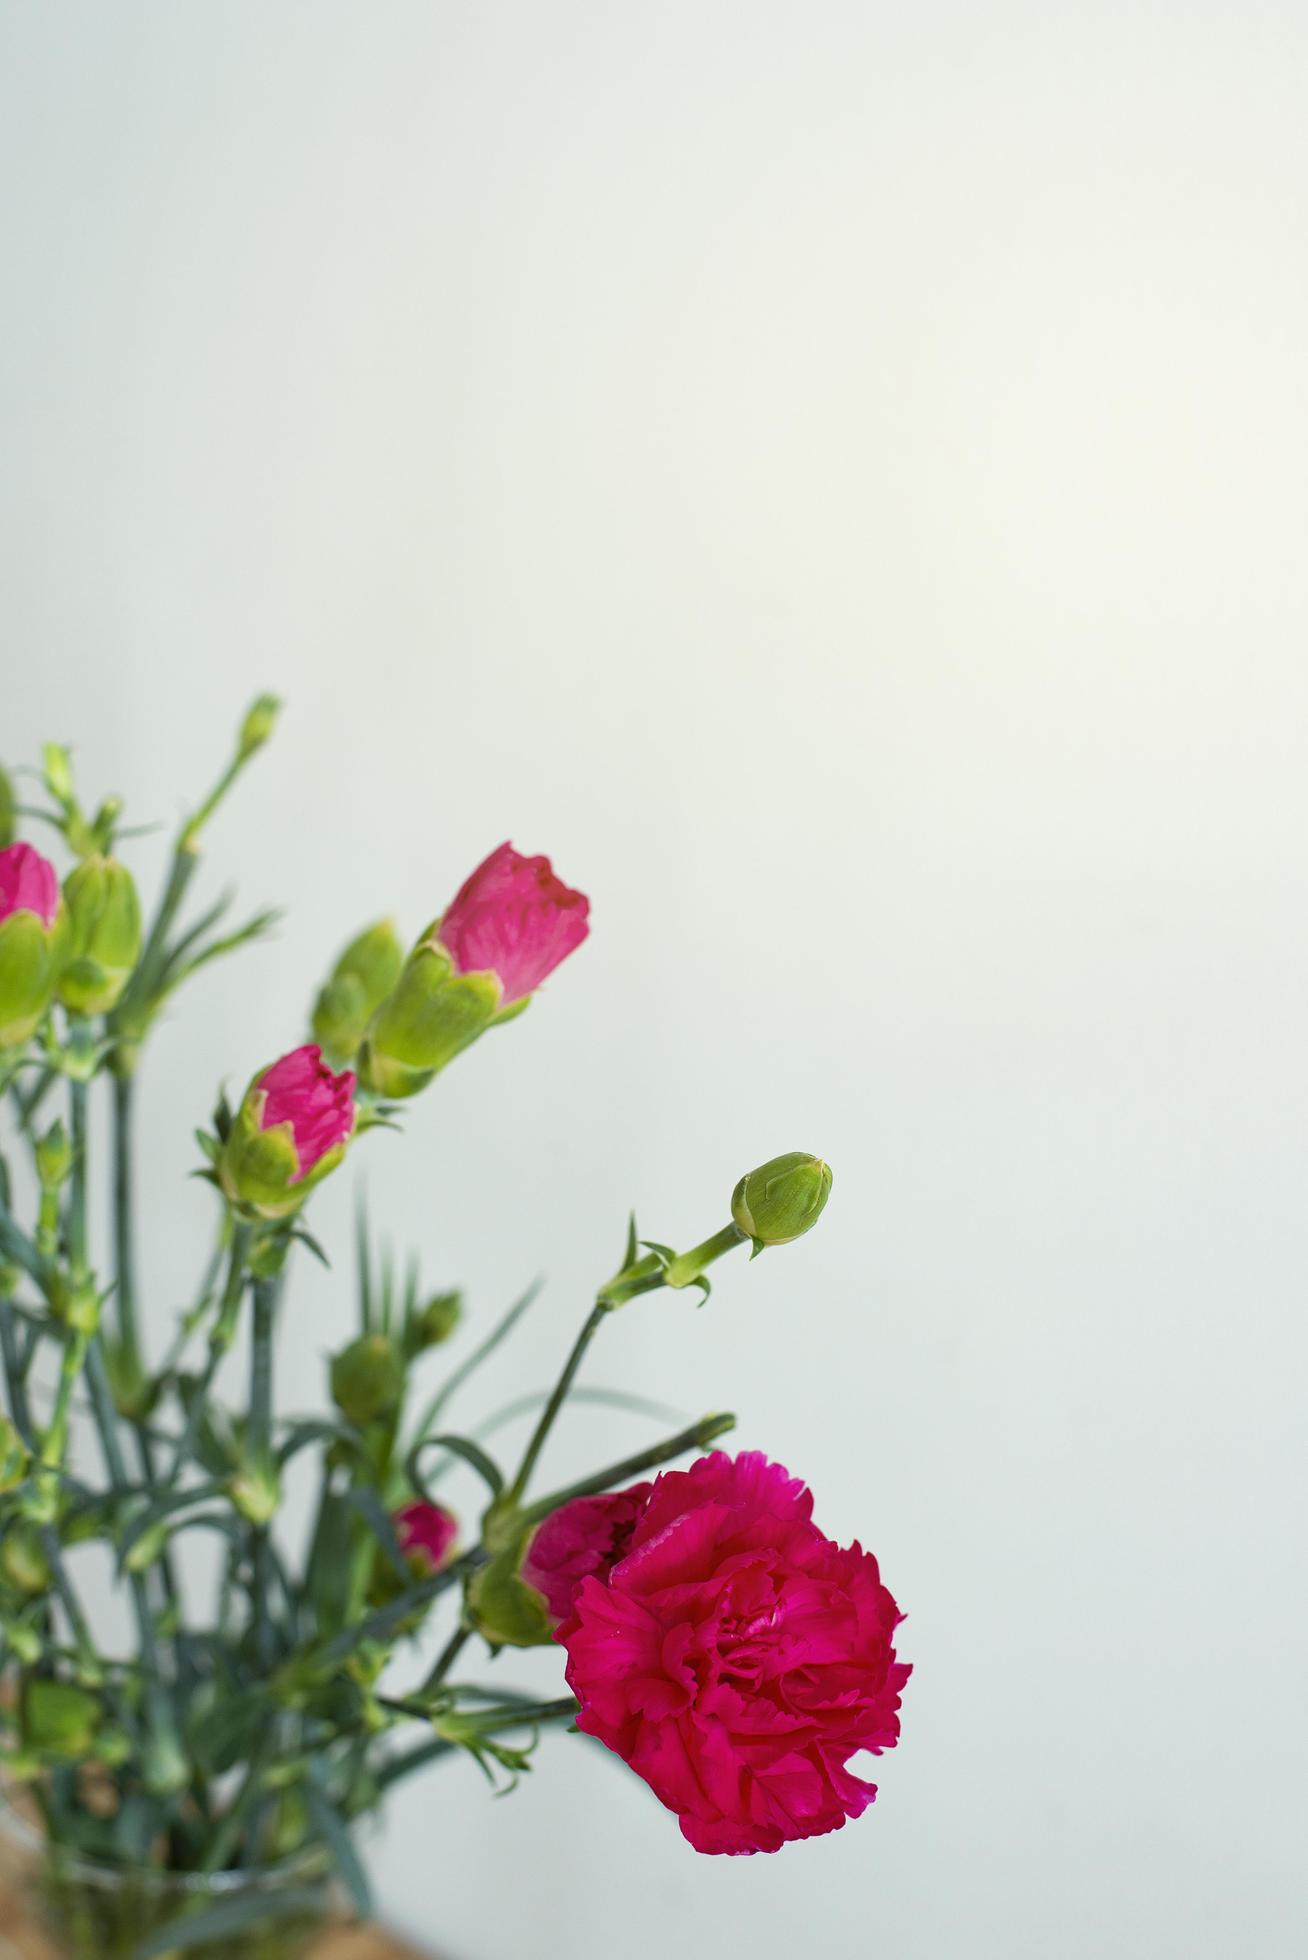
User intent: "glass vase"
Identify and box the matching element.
[0,1793,337,1960]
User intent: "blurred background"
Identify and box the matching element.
[2,4,1306,1956]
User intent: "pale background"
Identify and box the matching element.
[2,5,1306,1957]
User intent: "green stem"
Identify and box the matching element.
[249,1275,277,1669]
[522,1411,737,1525]
[167,1222,251,1481]
[507,1303,608,1503]
[662,1221,746,1291]
[419,1623,470,1696]
[68,1075,89,1278]
[318,1549,483,1665]
[110,1071,141,1370]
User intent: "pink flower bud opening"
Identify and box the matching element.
[256,1044,356,1182]
[0,843,60,931]
[393,1499,458,1573]
[521,1483,654,1625]
[436,842,589,1007]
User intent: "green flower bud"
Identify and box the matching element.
[3,1620,42,1665]
[0,766,14,848]
[35,1118,72,1189]
[357,936,501,1099]
[311,918,404,1066]
[57,855,141,1016]
[731,1152,833,1248]
[229,1461,281,1527]
[239,693,281,759]
[0,1415,29,1494]
[408,1290,463,1353]
[1,1524,51,1596]
[22,1678,101,1759]
[330,1333,405,1426]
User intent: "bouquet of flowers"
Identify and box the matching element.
[0,701,909,1958]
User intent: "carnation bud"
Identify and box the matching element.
[3,1620,41,1665]
[1,1524,51,1596]
[330,1334,405,1426]
[229,1462,281,1527]
[731,1152,833,1248]
[238,693,281,759]
[0,842,66,1049]
[392,1499,458,1576]
[35,1118,72,1190]
[57,855,141,1016]
[357,937,501,1099]
[0,766,14,848]
[409,1290,463,1353]
[311,918,404,1065]
[0,1415,29,1495]
[22,1678,101,1760]
[219,1044,357,1219]
[358,843,589,1098]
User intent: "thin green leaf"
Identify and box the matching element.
[407,1432,504,1504]
[344,1486,411,1584]
[304,1772,373,1919]
[411,1278,542,1443]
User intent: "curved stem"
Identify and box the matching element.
[507,1303,607,1504]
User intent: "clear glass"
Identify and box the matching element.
[0,1794,337,1960]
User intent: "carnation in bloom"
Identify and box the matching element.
[521,1484,654,1624]
[256,1044,356,1183]
[557,1451,909,1855]
[393,1499,458,1573]
[0,843,60,930]
[436,842,589,1007]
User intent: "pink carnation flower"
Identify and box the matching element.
[256,1044,356,1183]
[436,842,589,1007]
[557,1452,910,1855]
[393,1499,458,1573]
[0,842,60,931]
[521,1483,654,1624]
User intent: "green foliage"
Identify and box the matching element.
[0,693,829,1914]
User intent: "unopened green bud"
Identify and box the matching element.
[22,1678,101,1759]
[0,1415,29,1494]
[409,1290,462,1352]
[311,918,404,1065]
[357,936,500,1099]
[1,1524,50,1595]
[731,1152,833,1248]
[229,1461,281,1526]
[58,855,141,1016]
[239,694,281,759]
[330,1333,405,1426]
[35,1118,72,1189]
[4,1621,41,1665]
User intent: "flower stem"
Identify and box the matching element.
[248,1274,277,1670]
[507,1303,608,1503]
